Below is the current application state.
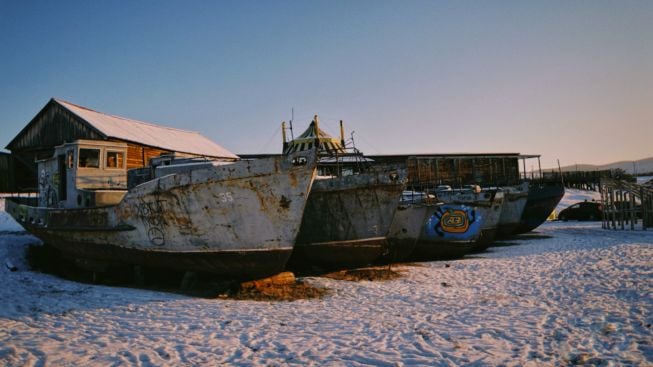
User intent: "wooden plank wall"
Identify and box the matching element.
[0,153,14,192]
[126,143,172,170]
[406,157,520,188]
[8,103,103,151]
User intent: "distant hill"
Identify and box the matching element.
[557,157,653,174]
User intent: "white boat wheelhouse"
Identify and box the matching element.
[37,139,128,209]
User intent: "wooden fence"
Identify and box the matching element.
[600,178,653,230]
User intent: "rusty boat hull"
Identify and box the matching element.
[5,153,316,280]
[385,199,430,263]
[287,172,404,272]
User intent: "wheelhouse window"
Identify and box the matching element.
[78,148,100,168]
[106,151,124,169]
[67,151,74,169]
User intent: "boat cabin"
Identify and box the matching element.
[281,116,374,177]
[38,139,128,208]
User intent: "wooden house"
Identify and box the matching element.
[4,98,238,191]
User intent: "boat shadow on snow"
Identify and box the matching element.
[485,231,554,248]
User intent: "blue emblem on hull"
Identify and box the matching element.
[423,204,483,242]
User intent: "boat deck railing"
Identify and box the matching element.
[2,195,38,207]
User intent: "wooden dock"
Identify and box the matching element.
[540,169,633,192]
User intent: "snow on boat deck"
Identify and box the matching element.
[1,196,652,366]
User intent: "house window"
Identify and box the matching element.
[106,151,124,169]
[78,148,100,168]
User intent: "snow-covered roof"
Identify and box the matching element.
[55,99,238,159]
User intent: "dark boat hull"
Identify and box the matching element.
[30,230,293,280]
[288,237,387,272]
[496,182,529,238]
[382,201,430,264]
[288,172,404,272]
[472,228,498,253]
[513,181,565,234]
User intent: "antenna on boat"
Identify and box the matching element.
[289,108,295,140]
[557,159,565,186]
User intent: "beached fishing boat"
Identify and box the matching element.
[281,117,405,272]
[413,203,484,259]
[395,193,484,260]
[5,139,317,280]
[495,182,529,237]
[289,171,404,271]
[513,181,565,234]
[432,186,504,251]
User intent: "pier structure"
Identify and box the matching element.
[538,169,634,192]
[600,178,653,230]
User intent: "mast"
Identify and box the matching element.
[340,120,345,147]
[282,121,288,152]
[313,115,320,149]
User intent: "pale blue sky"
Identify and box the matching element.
[1,1,651,168]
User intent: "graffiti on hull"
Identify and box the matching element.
[424,204,482,241]
[135,198,167,246]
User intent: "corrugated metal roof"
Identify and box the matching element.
[54,99,239,159]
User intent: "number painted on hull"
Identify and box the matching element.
[217,192,234,203]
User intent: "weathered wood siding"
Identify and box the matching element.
[365,154,521,188]
[7,101,105,190]
[8,101,103,152]
[406,157,520,187]
[125,143,172,170]
[0,153,15,192]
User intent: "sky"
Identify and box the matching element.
[0,0,651,168]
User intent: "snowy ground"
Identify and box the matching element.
[1,195,652,366]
